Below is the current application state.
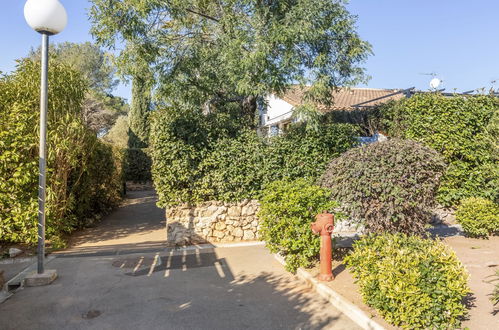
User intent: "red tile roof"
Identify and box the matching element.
[278,86,406,112]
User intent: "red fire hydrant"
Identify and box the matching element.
[311,212,334,281]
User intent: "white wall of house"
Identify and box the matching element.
[261,94,294,127]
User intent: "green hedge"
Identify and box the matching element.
[125,148,152,183]
[380,93,499,206]
[150,107,358,207]
[258,179,339,272]
[456,197,499,238]
[0,59,123,245]
[345,234,470,329]
[319,139,446,234]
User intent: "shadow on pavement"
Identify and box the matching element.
[0,244,349,330]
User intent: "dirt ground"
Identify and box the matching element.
[306,236,499,329]
[444,236,499,330]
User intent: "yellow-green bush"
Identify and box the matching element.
[456,197,499,238]
[345,234,470,329]
[258,179,339,272]
[0,59,123,245]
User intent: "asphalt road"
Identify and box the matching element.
[0,191,359,330]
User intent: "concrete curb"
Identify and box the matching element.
[273,254,385,330]
[2,255,57,301]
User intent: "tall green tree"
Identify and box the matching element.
[129,68,153,147]
[89,0,371,123]
[29,42,128,134]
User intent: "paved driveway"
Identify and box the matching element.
[0,191,359,330]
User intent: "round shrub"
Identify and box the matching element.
[345,233,470,329]
[258,179,339,273]
[456,197,499,238]
[318,139,446,234]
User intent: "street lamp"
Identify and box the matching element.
[24,0,67,281]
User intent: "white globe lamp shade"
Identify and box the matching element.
[429,78,442,89]
[24,0,68,35]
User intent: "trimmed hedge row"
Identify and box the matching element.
[149,107,359,207]
[379,93,499,206]
[0,59,123,246]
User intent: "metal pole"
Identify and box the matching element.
[37,32,49,274]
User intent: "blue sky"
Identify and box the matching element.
[1,1,498,102]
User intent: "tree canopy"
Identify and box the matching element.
[30,42,128,134]
[89,0,371,121]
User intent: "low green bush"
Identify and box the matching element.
[456,197,499,238]
[379,93,499,206]
[258,179,339,273]
[125,148,152,183]
[345,234,470,329]
[319,139,446,234]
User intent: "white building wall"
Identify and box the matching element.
[261,94,294,127]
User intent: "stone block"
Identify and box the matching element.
[215,222,226,230]
[24,270,57,287]
[9,248,22,258]
[214,230,225,239]
[201,205,220,217]
[227,206,241,217]
[241,205,256,216]
[233,227,244,237]
[243,230,255,240]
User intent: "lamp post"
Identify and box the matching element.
[24,0,67,279]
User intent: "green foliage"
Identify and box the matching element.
[456,197,499,238]
[258,179,338,273]
[90,0,371,123]
[0,59,123,245]
[488,269,499,306]
[319,139,446,234]
[103,115,129,148]
[266,123,359,182]
[198,130,267,201]
[30,42,128,134]
[129,70,152,148]
[345,234,470,329]
[125,148,152,183]
[29,41,118,93]
[380,93,499,206]
[150,107,358,207]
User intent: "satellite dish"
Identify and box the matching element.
[430,78,442,89]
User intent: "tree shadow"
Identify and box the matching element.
[2,239,346,330]
[67,190,166,247]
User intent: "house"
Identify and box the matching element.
[258,86,413,136]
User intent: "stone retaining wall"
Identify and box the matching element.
[166,200,260,245]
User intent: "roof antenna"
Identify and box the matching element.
[420,72,443,91]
